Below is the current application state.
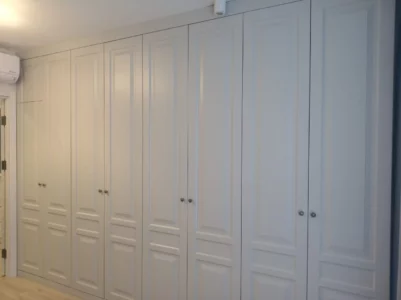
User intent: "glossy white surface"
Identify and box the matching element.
[18,99,45,277]
[17,53,71,283]
[14,2,395,300]
[308,0,394,299]
[142,26,188,300]
[71,44,105,298]
[242,3,310,300]
[42,51,71,286]
[188,15,242,300]
[105,36,143,300]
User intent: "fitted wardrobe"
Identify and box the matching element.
[17,0,394,300]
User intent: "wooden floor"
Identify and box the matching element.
[0,277,80,300]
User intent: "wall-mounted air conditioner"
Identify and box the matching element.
[0,52,20,84]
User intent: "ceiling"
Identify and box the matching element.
[0,0,214,53]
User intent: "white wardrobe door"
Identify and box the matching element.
[42,51,71,286]
[188,15,242,300]
[242,2,310,300]
[17,100,46,276]
[20,57,46,103]
[143,26,188,300]
[308,0,394,299]
[71,44,105,298]
[105,36,143,300]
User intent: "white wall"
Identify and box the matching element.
[0,83,17,277]
[19,0,295,59]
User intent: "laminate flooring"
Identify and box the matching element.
[0,277,80,300]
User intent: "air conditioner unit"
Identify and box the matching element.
[0,52,20,84]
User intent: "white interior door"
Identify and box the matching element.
[71,44,105,298]
[308,0,394,299]
[105,36,143,300]
[187,15,242,300]
[17,99,46,277]
[42,51,71,286]
[0,100,6,276]
[242,3,310,300]
[143,26,188,300]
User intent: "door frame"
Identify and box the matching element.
[0,84,17,277]
[0,98,6,276]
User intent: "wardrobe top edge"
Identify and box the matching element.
[19,0,304,61]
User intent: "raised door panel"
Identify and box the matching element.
[143,27,188,300]
[71,45,105,298]
[19,220,42,274]
[43,51,71,286]
[105,36,143,300]
[308,0,394,299]
[187,15,242,300]
[242,3,310,300]
[20,58,46,103]
[17,100,46,276]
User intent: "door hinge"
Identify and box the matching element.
[1,249,6,259]
[1,161,6,171]
[1,116,6,126]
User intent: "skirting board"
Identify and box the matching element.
[18,270,102,300]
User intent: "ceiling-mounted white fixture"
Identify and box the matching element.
[214,0,226,16]
[0,52,20,84]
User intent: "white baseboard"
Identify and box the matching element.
[18,270,103,300]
